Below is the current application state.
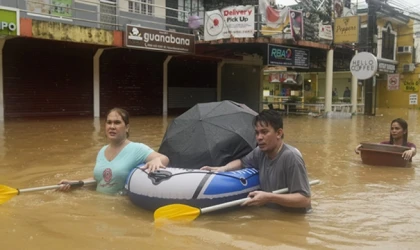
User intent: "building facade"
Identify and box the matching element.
[0,0,221,119]
[2,0,417,119]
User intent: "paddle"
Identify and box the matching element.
[0,180,97,205]
[154,179,320,222]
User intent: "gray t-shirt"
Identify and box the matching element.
[241,144,311,213]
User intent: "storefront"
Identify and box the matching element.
[262,44,310,111]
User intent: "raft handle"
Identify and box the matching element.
[148,170,173,185]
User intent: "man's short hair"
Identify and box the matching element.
[254,110,284,132]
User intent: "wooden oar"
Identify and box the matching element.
[154,179,320,222]
[0,180,97,205]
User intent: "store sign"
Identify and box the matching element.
[350,52,377,80]
[0,7,20,36]
[334,16,360,44]
[319,23,333,40]
[402,80,420,92]
[204,5,255,41]
[125,25,195,54]
[267,44,310,69]
[409,94,418,105]
[377,60,396,74]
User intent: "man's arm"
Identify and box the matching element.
[242,192,311,208]
[244,150,311,208]
[201,159,243,172]
[201,148,259,172]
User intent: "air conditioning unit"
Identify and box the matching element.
[397,46,413,54]
[402,63,415,72]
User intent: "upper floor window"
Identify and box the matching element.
[129,0,153,15]
[380,23,397,61]
[27,0,73,18]
[178,0,204,23]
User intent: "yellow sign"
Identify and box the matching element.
[32,20,115,46]
[261,19,289,36]
[403,80,420,92]
[334,16,360,44]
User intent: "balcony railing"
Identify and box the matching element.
[1,1,335,43]
[3,0,206,34]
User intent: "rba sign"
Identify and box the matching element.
[125,25,195,54]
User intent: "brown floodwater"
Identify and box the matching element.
[1,109,420,250]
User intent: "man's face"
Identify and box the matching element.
[255,121,283,152]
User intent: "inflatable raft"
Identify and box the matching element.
[125,166,260,211]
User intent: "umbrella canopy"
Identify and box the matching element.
[159,100,258,169]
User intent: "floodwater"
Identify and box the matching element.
[1,109,420,250]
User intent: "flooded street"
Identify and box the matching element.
[1,109,420,250]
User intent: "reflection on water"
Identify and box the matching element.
[1,109,420,249]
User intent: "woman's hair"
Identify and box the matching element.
[389,118,408,146]
[106,108,130,138]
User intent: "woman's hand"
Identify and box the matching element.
[355,144,362,154]
[141,157,166,173]
[402,148,415,161]
[57,178,95,192]
[57,179,77,192]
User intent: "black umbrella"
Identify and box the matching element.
[159,100,258,169]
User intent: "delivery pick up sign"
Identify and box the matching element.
[350,52,378,80]
[204,5,255,41]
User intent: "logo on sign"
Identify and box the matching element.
[271,48,293,59]
[350,59,376,71]
[206,12,224,36]
[350,52,377,80]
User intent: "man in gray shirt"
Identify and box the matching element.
[201,110,312,213]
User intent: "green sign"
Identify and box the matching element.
[0,7,19,36]
[51,0,72,18]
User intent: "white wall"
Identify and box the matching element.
[317,72,354,98]
[75,0,100,6]
[80,0,165,18]
[154,0,166,19]
[118,0,166,18]
[414,20,420,64]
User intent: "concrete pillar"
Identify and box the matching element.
[259,66,264,111]
[0,39,4,159]
[0,39,5,121]
[163,55,173,115]
[92,117,101,143]
[351,50,358,114]
[93,49,104,118]
[217,61,225,101]
[162,115,168,134]
[324,49,334,113]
